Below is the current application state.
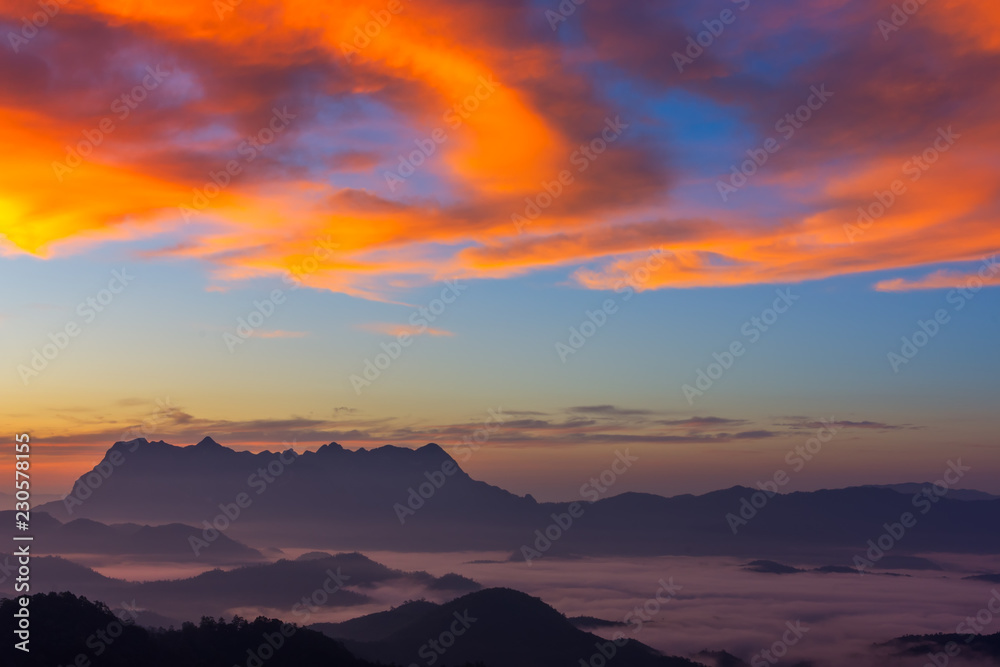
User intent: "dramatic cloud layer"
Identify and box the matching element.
[3,0,1000,299]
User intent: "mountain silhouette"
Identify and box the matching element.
[336,587,703,667]
[36,439,1000,559]
[861,483,1000,501]
[694,650,750,667]
[568,615,629,629]
[313,600,632,642]
[311,599,441,642]
[0,592,381,666]
[0,590,711,667]
[38,438,541,551]
[0,510,262,562]
[883,631,1000,663]
[0,551,480,621]
[743,560,804,574]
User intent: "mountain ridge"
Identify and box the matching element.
[36,438,1000,559]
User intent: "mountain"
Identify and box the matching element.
[882,631,1000,663]
[0,490,64,511]
[0,553,119,591]
[742,558,936,576]
[523,484,1000,559]
[37,438,1000,559]
[312,600,631,643]
[0,592,381,667]
[37,438,542,551]
[0,551,480,622]
[338,588,703,667]
[743,560,804,574]
[862,483,1000,501]
[568,615,629,629]
[694,651,750,667]
[311,599,441,642]
[0,510,262,562]
[0,590,703,667]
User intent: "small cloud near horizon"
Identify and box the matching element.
[356,322,455,337]
[256,330,310,339]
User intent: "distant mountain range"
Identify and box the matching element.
[862,483,1000,501]
[743,556,942,575]
[0,490,63,511]
[36,437,1000,560]
[0,510,262,563]
[0,551,479,621]
[881,631,1000,664]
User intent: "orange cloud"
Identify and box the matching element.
[2,0,1000,298]
[874,261,1000,292]
[357,322,454,338]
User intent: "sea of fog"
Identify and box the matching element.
[86,550,1000,666]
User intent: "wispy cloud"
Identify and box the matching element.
[356,323,454,337]
[255,330,310,339]
[874,267,1000,292]
[567,405,654,417]
[657,416,748,428]
[778,418,915,431]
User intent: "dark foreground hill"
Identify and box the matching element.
[1,590,700,667]
[312,598,629,643]
[311,598,442,642]
[329,588,703,667]
[0,592,376,667]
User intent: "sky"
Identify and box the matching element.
[1,0,999,498]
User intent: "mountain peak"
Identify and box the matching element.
[416,442,450,459]
[194,436,223,449]
[113,437,148,449]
